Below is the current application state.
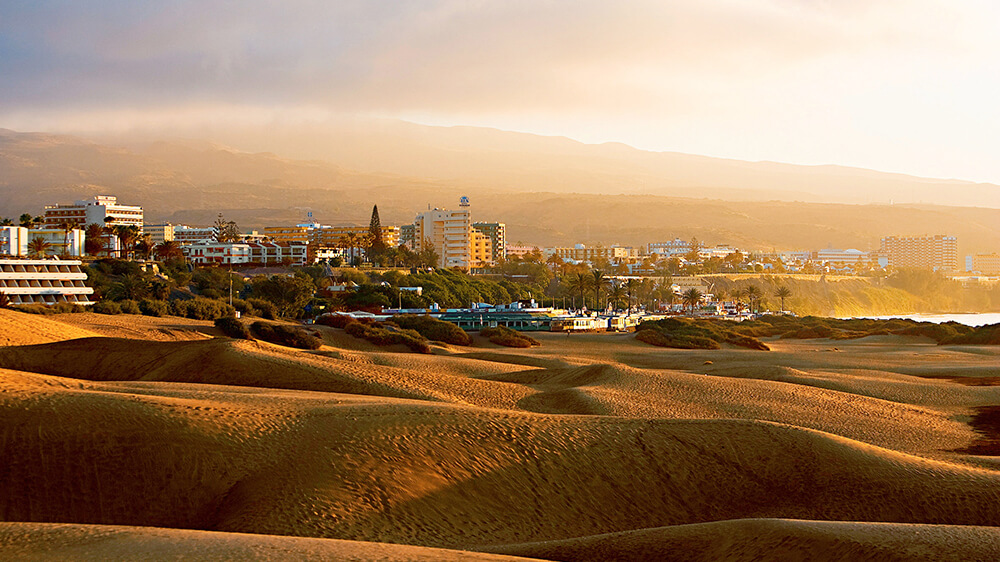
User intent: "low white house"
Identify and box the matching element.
[0,259,94,305]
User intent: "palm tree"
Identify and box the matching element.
[153,240,184,262]
[113,225,140,260]
[564,273,592,311]
[591,270,609,310]
[0,218,13,226]
[84,223,107,256]
[775,286,792,312]
[27,236,50,258]
[744,285,762,313]
[607,283,627,311]
[108,273,150,301]
[0,290,9,308]
[60,222,75,256]
[19,214,33,228]
[134,234,153,260]
[625,279,636,313]
[682,288,703,315]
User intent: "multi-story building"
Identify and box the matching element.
[173,225,217,246]
[400,223,416,249]
[414,197,473,269]
[43,195,143,232]
[183,241,252,265]
[472,222,505,262]
[310,225,400,248]
[263,226,310,244]
[505,245,541,260]
[0,259,94,305]
[880,235,959,271]
[648,239,691,257]
[545,244,640,264]
[0,227,29,256]
[470,229,493,269]
[967,253,1000,275]
[0,226,84,257]
[813,248,868,265]
[143,223,175,245]
[183,241,308,266]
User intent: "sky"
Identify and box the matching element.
[2,0,1000,183]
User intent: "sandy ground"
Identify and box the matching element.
[1,309,1000,559]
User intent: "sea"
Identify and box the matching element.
[856,313,1000,327]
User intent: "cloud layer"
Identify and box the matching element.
[2,0,999,181]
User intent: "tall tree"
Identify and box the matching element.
[775,286,792,312]
[153,240,184,261]
[368,205,388,264]
[84,223,107,256]
[60,222,75,256]
[113,225,140,260]
[19,214,33,228]
[214,214,241,243]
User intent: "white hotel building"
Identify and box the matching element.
[43,195,144,232]
[414,197,473,269]
[0,259,94,305]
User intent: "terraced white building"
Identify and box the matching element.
[0,259,94,306]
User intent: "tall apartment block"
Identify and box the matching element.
[472,222,506,262]
[414,197,472,269]
[879,235,958,271]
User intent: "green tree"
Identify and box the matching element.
[607,283,627,310]
[367,204,388,265]
[775,286,792,311]
[113,225,140,260]
[108,273,151,301]
[27,236,50,258]
[84,223,107,256]
[250,275,316,318]
[19,213,33,228]
[591,270,610,310]
[154,240,184,261]
[214,214,241,243]
[682,288,703,315]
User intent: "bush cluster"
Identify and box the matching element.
[315,314,359,329]
[636,317,769,351]
[139,299,169,317]
[479,325,540,348]
[232,298,278,320]
[214,316,252,339]
[390,315,472,345]
[13,302,86,315]
[343,320,432,354]
[170,298,235,321]
[250,321,323,350]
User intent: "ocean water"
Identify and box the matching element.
[858,313,1000,327]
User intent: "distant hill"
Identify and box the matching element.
[139,118,1000,208]
[3,127,1000,254]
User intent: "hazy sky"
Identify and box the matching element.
[2,0,999,182]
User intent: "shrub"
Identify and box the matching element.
[118,299,142,314]
[635,317,763,350]
[92,300,122,315]
[390,315,472,345]
[139,299,169,317]
[246,298,278,320]
[341,320,432,353]
[215,316,251,339]
[942,324,1000,346]
[316,314,358,329]
[12,304,58,315]
[480,325,540,348]
[250,321,323,350]
[170,298,235,321]
[52,302,85,314]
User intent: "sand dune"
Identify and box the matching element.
[0,309,98,346]
[0,522,538,561]
[3,313,1000,558]
[3,369,1000,550]
[487,519,1000,562]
